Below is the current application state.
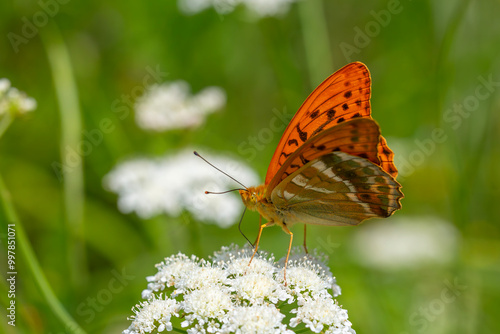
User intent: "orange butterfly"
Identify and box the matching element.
[238,62,403,281]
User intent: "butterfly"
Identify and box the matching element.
[238,62,403,282]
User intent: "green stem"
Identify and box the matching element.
[0,113,13,140]
[434,0,472,228]
[186,214,203,256]
[297,0,333,86]
[435,0,472,78]
[41,24,87,286]
[0,174,87,333]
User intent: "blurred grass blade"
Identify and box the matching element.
[435,0,472,77]
[0,174,86,334]
[42,25,87,286]
[0,112,13,139]
[298,0,333,85]
[434,0,472,227]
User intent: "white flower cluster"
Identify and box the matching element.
[104,149,259,227]
[135,81,226,131]
[352,216,459,270]
[123,245,355,334]
[0,78,37,117]
[178,0,298,17]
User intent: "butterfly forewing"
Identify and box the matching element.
[265,62,398,185]
[266,118,382,196]
[266,62,370,184]
[270,151,403,226]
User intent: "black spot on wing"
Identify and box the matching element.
[311,122,326,137]
[280,151,292,158]
[360,193,371,200]
[296,124,308,142]
[358,153,369,159]
[316,144,326,151]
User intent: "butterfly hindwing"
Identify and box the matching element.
[270,151,403,226]
[378,136,398,178]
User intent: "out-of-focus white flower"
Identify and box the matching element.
[0,79,11,93]
[124,244,354,334]
[352,216,459,270]
[0,78,37,117]
[178,0,298,17]
[135,81,226,131]
[244,0,297,16]
[104,149,259,227]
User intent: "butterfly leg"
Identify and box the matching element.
[249,218,274,266]
[280,224,293,286]
[252,215,263,247]
[303,224,309,254]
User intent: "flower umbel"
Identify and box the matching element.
[123,244,355,334]
[0,78,37,117]
[179,0,299,17]
[104,149,259,227]
[0,78,37,139]
[135,81,226,132]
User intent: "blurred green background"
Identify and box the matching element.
[1,0,499,333]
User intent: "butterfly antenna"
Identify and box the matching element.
[237,207,253,247]
[194,151,248,189]
[205,188,246,195]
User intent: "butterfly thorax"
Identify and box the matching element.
[239,185,283,225]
